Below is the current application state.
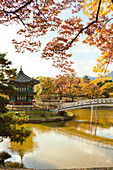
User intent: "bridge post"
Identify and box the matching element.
[95,106,97,122]
[90,105,93,123]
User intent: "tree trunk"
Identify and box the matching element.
[72,97,74,102]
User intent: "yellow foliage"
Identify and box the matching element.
[92,50,111,77]
[92,76,111,85]
[82,0,112,16]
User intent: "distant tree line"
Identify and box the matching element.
[35,73,113,102]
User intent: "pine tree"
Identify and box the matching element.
[0,53,31,143]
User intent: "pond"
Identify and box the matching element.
[1,106,113,169]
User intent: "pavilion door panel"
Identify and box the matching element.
[28,96,33,101]
[28,87,33,93]
[17,96,27,101]
[17,87,27,93]
[10,97,15,101]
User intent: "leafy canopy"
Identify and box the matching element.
[0,0,113,74]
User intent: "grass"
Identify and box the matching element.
[28,110,54,119]
[8,110,54,119]
[8,109,71,120]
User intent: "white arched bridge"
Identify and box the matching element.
[58,98,113,111]
[57,98,113,123]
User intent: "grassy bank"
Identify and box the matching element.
[8,109,74,123]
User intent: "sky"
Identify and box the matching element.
[0,22,112,79]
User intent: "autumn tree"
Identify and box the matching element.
[80,79,101,99]
[82,75,90,82]
[64,72,81,101]
[36,77,55,101]
[92,76,112,87]
[0,0,113,74]
[0,53,31,143]
[35,74,104,101]
[34,76,45,101]
[88,82,101,99]
[53,75,67,100]
[100,82,113,97]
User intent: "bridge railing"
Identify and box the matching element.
[58,98,113,110]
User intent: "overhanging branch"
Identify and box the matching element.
[96,0,102,22]
[35,0,47,19]
[61,0,102,51]
[13,0,33,13]
[3,0,33,30]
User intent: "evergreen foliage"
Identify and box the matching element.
[0,53,31,144]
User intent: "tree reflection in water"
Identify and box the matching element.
[4,107,113,168]
[9,124,38,165]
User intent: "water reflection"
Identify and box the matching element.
[9,126,38,164]
[0,107,113,169]
[13,126,113,169]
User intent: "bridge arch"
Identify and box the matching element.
[58,98,113,123]
[58,98,113,111]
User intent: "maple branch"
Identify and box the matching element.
[3,0,33,31]
[15,13,29,30]
[68,21,95,47]
[105,17,113,24]
[96,0,102,22]
[35,0,47,19]
[13,0,33,13]
[67,0,102,50]
[3,9,30,31]
[3,0,33,14]
[54,0,102,52]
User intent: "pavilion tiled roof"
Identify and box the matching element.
[9,67,39,84]
[14,70,33,83]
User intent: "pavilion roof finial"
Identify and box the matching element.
[20,66,22,71]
